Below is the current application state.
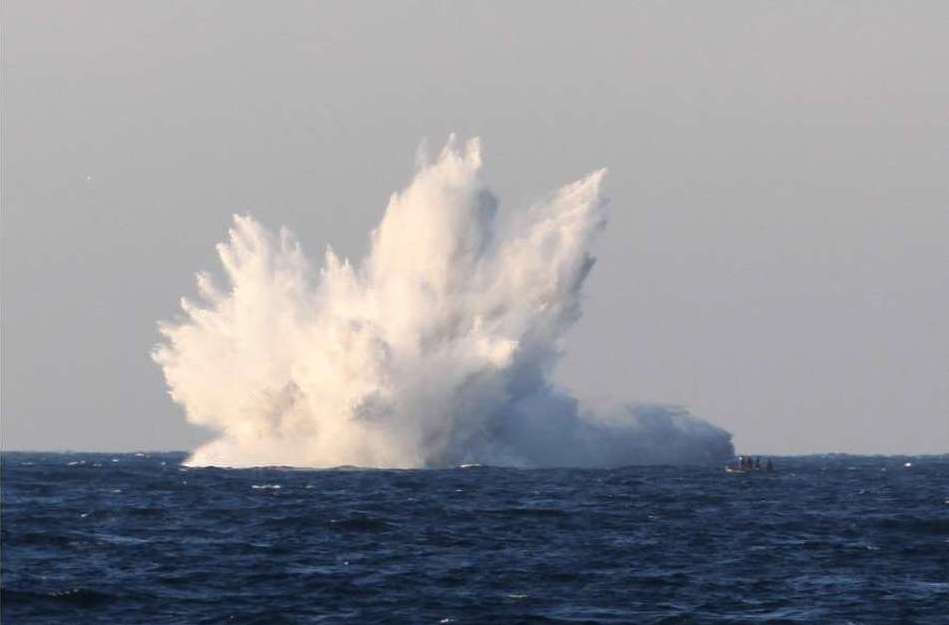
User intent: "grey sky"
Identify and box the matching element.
[3,1,947,454]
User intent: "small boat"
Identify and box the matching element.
[725,456,775,474]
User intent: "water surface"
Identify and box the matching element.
[3,453,947,624]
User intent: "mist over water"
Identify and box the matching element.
[154,138,733,468]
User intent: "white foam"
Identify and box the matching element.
[154,137,732,468]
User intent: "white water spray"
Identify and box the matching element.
[154,137,733,468]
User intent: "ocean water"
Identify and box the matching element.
[2,453,947,624]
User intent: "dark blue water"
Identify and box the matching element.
[2,453,947,624]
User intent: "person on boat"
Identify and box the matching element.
[766,458,774,472]
[755,456,761,470]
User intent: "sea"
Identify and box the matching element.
[2,453,947,624]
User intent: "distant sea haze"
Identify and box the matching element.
[153,137,733,469]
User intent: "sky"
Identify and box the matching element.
[3,1,947,455]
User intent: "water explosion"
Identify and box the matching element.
[154,138,733,468]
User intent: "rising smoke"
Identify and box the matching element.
[154,137,733,468]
